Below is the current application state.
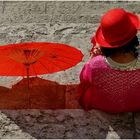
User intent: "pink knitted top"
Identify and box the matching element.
[78,55,140,113]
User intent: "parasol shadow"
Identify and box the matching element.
[0,77,80,109]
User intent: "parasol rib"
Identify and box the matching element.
[37,60,51,73]
[39,58,64,71]
[31,64,38,77]
[41,57,76,67]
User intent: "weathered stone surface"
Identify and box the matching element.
[0,1,139,24]
[0,109,134,139]
[0,111,34,139]
[132,112,140,138]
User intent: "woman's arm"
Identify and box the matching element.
[77,63,93,110]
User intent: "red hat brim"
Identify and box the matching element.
[95,12,140,48]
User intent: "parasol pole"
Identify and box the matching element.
[25,64,30,89]
[25,64,31,108]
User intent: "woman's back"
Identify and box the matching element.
[79,55,140,113]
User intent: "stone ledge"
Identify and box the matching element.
[0,109,134,139]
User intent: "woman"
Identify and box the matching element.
[77,8,140,113]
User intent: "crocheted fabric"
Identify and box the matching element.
[78,55,140,113]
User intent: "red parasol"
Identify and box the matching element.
[0,42,83,88]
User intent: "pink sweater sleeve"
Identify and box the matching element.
[77,63,94,110]
[80,63,91,82]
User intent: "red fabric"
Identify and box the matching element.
[78,55,140,113]
[0,42,83,76]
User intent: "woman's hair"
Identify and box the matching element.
[100,36,139,58]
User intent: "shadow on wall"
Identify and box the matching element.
[0,77,81,109]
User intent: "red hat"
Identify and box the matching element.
[94,8,140,48]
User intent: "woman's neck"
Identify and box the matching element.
[110,52,136,64]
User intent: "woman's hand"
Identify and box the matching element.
[90,43,102,59]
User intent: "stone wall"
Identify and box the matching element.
[0,1,140,139]
[0,1,139,24]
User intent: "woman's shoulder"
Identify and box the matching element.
[135,47,140,69]
[88,55,107,68]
